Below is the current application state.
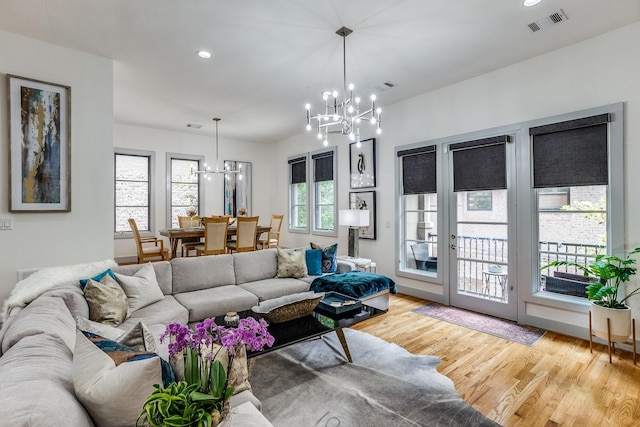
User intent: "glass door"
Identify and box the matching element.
[447,136,517,320]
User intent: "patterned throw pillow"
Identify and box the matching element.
[310,242,338,273]
[276,248,308,278]
[83,274,130,326]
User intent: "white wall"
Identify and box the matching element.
[113,123,274,259]
[274,22,640,337]
[0,30,114,305]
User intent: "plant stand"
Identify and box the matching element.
[589,311,636,365]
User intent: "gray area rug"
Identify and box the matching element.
[250,329,501,427]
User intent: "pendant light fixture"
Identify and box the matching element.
[191,117,242,181]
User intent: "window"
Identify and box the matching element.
[532,113,613,298]
[114,148,155,236]
[167,154,204,229]
[311,147,337,235]
[467,191,492,210]
[288,155,309,233]
[397,145,438,274]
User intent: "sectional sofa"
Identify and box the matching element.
[0,248,356,427]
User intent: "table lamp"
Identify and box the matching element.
[339,209,370,258]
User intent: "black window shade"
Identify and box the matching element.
[450,135,509,192]
[397,146,436,195]
[530,114,610,188]
[312,151,333,182]
[288,156,306,184]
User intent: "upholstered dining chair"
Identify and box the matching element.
[227,216,259,253]
[128,218,170,263]
[258,214,284,249]
[177,215,201,257]
[195,217,229,256]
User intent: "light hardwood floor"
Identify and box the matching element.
[350,294,640,427]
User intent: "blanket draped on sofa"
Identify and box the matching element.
[310,271,397,299]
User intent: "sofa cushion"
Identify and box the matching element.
[238,278,311,302]
[171,254,236,293]
[0,333,94,426]
[1,296,76,354]
[114,262,165,311]
[84,274,130,326]
[112,261,173,295]
[173,285,259,322]
[234,249,278,284]
[73,330,166,427]
[276,247,308,278]
[40,283,90,319]
[119,295,188,331]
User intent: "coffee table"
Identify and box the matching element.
[232,301,386,363]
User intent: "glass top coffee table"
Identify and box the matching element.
[234,300,386,363]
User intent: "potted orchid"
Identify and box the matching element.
[136,316,274,427]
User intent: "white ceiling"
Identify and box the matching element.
[1,0,639,143]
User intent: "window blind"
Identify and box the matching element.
[312,151,333,182]
[288,156,306,184]
[450,135,509,192]
[397,145,436,195]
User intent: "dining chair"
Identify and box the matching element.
[128,218,170,263]
[195,217,229,256]
[227,216,259,253]
[178,215,201,257]
[258,214,284,249]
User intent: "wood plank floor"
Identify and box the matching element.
[350,294,640,427]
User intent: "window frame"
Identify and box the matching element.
[311,146,338,237]
[166,153,205,229]
[114,147,156,239]
[288,153,310,234]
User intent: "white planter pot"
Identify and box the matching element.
[591,302,632,342]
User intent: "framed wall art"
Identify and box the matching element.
[349,190,376,240]
[349,137,376,189]
[8,75,71,212]
[224,160,252,217]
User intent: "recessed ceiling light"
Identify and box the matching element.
[523,0,542,6]
[196,50,212,59]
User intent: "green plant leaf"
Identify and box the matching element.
[208,360,227,400]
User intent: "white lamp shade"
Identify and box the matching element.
[339,209,369,227]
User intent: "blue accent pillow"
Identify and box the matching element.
[305,249,323,275]
[310,242,338,274]
[79,269,116,291]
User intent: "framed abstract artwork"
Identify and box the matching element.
[224,160,252,217]
[349,138,376,189]
[349,190,376,240]
[8,75,71,212]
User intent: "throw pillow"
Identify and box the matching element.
[79,268,116,291]
[276,248,308,278]
[83,274,130,326]
[114,262,164,311]
[76,316,125,341]
[310,242,338,273]
[116,321,157,353]
[305,249,323,275]
[73,330,173,427]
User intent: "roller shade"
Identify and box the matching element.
[450,135,509,192]
[397,145,436,195]
[288,156,306,184]
[530,114,610,188]
[312,151,333,182]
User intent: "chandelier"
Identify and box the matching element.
[191,117,242,181]
[305,26,381,147]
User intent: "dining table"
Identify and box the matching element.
[159,225,271,258]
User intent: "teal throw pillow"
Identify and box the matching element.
[305,249,323,275]
[310,242,338,274]
[79,269,116,291]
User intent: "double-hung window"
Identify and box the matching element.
[311,147,337,236]
[398,145,438,274]
[167,154,204,229]
[288,154,309,233]
[114,148,155,237]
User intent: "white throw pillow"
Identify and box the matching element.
[73,330,163,427]
[76,316,125,341]
[114,263,164,311]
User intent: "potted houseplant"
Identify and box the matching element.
[136,316,274,427]
[541,247,640,342]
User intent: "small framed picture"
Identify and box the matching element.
[349,191,376,240]
[349,138,376,189]
[8,75,71,212]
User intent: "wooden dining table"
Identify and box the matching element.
[159,225,271,258]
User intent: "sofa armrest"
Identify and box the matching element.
[337,260,356,272]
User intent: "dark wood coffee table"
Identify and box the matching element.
[234,301,386,363]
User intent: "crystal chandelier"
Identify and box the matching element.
[191,117,242,181]
[305,27,381,147]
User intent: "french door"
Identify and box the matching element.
[447,135,517,320]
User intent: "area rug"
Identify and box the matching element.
[412,302,546,346]
[250,329,500,427]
